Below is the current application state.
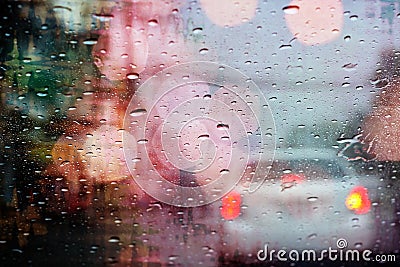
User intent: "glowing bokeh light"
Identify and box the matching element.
[200,0,258,27]
[284,0,344,46]
[345,186,371,215]
[221,191,242,220]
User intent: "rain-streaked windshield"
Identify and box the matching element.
[0,1,399,266]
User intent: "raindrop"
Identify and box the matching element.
[342,63,358,71]
[349,15,358,21]
[36,92,48,97]
[126,73,139,80]
[53,5,72,12]
[342,82,350,87]
[108,236,120,243]
[279,44,292,50]
[344,35,351,42]
[307,233,317,240]
[332,29,340,34]
[83,39,98,45]
[198,134,210,140]
[129,108,147,117]
[92,14,114,22]
[199,48,209,55]
[283,169,292,174]
[83,91,94,95]
[137,139,149,144]
[283,5,300,15]
[169,255,178,261]
[370,78,389,88]
[148,19,158,26]
[307,196,318,202]
[217,123,229,130]
[60,161,70,167]
[220,169,230,175]
[192,27,203,34]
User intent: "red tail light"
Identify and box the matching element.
[345,186,371,215]
[280,173,305,191]
[221,191,241,220]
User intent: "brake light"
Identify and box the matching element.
[221,191,241,220]
[345,186,371,215]
[281,173,305,184]
[280,173,305,191]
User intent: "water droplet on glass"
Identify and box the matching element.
[307,196,318,202]
[137,139,149,144]
[354,242,363,249]
[283,5,300,15]
[129,108,147,117]
[126,73,139,80]
[198,134,210,140]
[342,63,358,71]
[92,14,114,22]
[192,27,203,34]
[169,255,179,261]
[148,19,158,26]
[279,44,292,50]
[199,48,209,55]
[36,92,48,97]
[220,169,230,175]
[332,29,340,34]
[370,78,389,88]
[217,123,229,130]
[108,236,120,243]
[342,82,350,88]
[83,39,98,45]
[307,233,317,240]
[349,15,358,21]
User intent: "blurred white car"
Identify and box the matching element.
[219,148,386,262]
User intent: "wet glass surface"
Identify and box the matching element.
[0,0,400,266]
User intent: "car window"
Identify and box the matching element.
[0,0,399,266]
